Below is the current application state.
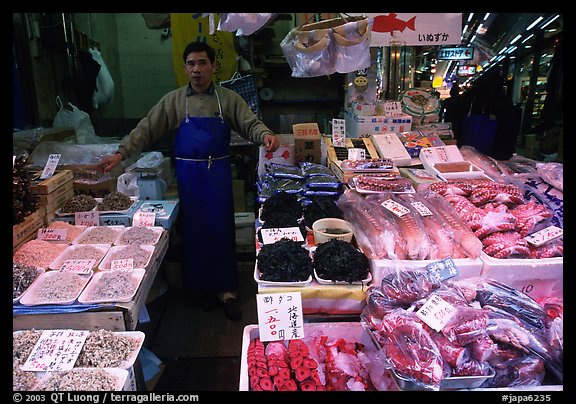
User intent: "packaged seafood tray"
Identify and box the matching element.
[253,260,313,287]
[94,196,139,215]
[19,271,92,306]
[98,245,156,271]
[369,257,484,286]
[72,225,125,245]
[78,269,146,304]
[419,145,486,180]
[239,322,375,391]
[113,226,164,246]
[33,368,128,391]
[479,252,563,300]
[48,244,111,271]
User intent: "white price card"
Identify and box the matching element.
[111,258,134,271]
[411,201,433,217]
[133,211,156,227]
[37,228,68,241]
[426,257,460,282]
[383,101,402,116]
[416,294,457,332]
[332,118,346,147]
[381,199,410,217]
[60,259,95,274]
[40,153,61,180]
[525,225,563,247]
[21,329,89,372]
[256,292,304,342]
[261,227,304,245]
[75,211,99,227]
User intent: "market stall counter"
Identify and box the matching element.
[12,228,169,332]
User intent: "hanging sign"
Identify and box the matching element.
[256,292,304,342]
[40,154,61,180]
[348,13,463,46]
[332,118,346,147]
[439,47,474,60]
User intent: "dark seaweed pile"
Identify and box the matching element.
[260,191,302,222]
[303,196,343,227]
[257,239,313,282]
[257,212,307,244]
[313,239,369,283]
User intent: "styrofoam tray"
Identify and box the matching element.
[72,226,125,245]
[479,252,563,300]
[78,269,145,304]
[55,205,98,217]
[253,260,312,287]
[98,245,156,271]
[48,244,111,271]
[369,257,484,286]
[33,368,128,391]
[313,267,372,286]
[113,226,164,246]
[13,268,45,304]
[349,176,416,194]
[95,196,139,215]
[19,271,92,306]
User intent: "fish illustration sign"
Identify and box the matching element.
[349,13,462,46]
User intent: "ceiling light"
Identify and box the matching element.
[467,13,474,22]
[540,15,560,29]
[483,13,490,21]
[526,16,544,30]
[510,35,522,45]
[522,34,534,43]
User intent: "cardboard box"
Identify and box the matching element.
[370,133,413,166]
[13,206,46,251]
[344,110,413,138]
[294,134,321,164]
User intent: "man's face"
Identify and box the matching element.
[184,51,215,91]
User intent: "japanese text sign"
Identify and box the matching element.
[381,199,410,217]
[525,225,563,247]
[261,227,305,245]
[416,294,457,332]
[37,228,67,241]
[60,259,95,274]
[133,211,156,227]
[256,292,304,342]
[75,211,99,227]
[21,329,89,372]
[40,153,61,180]
[332,118,346,147]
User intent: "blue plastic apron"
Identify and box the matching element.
[173,91,238,292]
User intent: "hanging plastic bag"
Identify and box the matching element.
[88,47,115,109]
[332,17,373,73]
[117,172,140,198]
[52,96,105,144]
[217,13,277,36]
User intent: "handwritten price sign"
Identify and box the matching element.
[525,225,563,247]
[60,259,95,274]
[75,211,99,227]
[416,294,456,332]
[111,259,134,271]
[256,292,304,342]
[381,199,410,217]
[37,228,67,241]
[40,153,61,179]
[21,329,89,372]
[261,227,305,245]
[133,211,156,227]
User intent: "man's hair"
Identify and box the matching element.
[182,41,215,64]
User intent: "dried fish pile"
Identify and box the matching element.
[97,192,133,211]
[13,239,68,268]
[13,363,41,391]
[118,226,159,245]
[60,194,98,213]
[104,245,152,269]
[59,245,107,262]
[85,271,140,301]
[13,154,39,225]
[76,226,121,244]
[35,368,120,391]
[13,329,43,365]
[32,272,88,302]
[13,262,41,299]
[76,329,140,368]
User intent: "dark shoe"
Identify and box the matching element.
[223,298,242,321]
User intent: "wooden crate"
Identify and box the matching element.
[36,181,74,212]
[13,206,46,252]
[29,170,74,195]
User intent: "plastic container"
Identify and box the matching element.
[48,244,111,271]
[113,226,164,246]
[19,271,92,306]
[312,218,354,244]
[33,368,128,391]
[98,245,155,271]
[72,226,125,245]
[78,269,145,304]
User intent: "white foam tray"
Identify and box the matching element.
[48,244,111,271]
[78,269,145,304]
[33,368,128,391]
[113,226,164,246]
[98,245,156,271]
[72,226,125,245]
[19,271,92,306]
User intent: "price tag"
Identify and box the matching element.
[21,329,89,372]
[261,227,304,245]
[37,228,68,241]
[416,294,457,332]
[256,292,304,342]
[426,257,460,281]
[381,199,410,217]
[525,225,563,247]
[60,259,95,274]
[111,258,134,271]
[40,153,61,180]
[332,118,346,147]
[133,211,156,227]
[383,101,402,116]
[75,211,99,227]
[411,201,433,217]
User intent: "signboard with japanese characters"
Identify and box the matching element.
[256,292,304,342]
[349,13,463,46]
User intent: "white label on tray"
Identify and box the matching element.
[111,258,134,271]
[416,294,457,332]
[39,153,61,179]
[348,148,366,160]
[256,292,304,342]
[383,101,402,116]
[60,259,95,274]
[75,211,99,227]
[524,225,563,247]
[21,329,89,372]
[261,227,304,245]
[381,199,410,217]
[332,118,346,147]
[133,211,156,227]
[37,228,68,241]
[411,201,433,217]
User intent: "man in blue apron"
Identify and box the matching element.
[98,41,279,321]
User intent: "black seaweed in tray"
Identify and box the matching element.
[313,239,370,283]
[257,239,313,282]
